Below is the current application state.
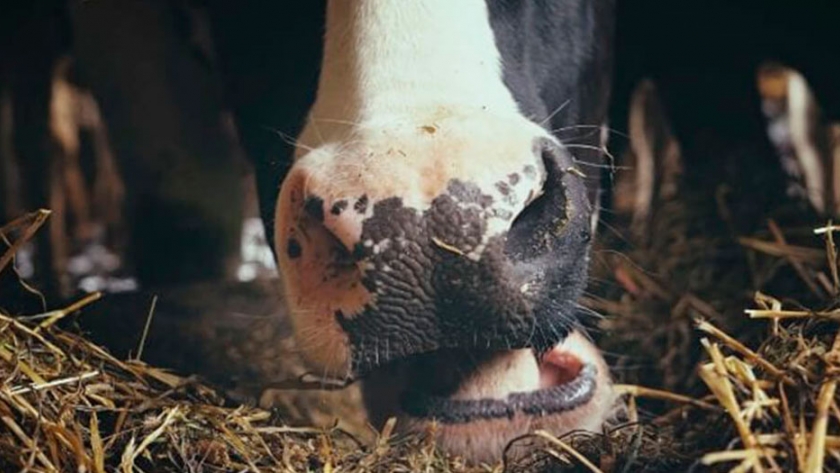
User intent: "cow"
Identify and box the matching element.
[206,0,617,464]
[7,0,836,466]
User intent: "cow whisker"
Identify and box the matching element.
[591,220,636,247]
[555,127,603,144]
[309,116,369,130]
[265,126,317,153]
[574,302,606,322]
[307,114,328,147]
[574,161,632,171]
[538,98,572,126]
[552,124,630,141]
[567,143,620,169]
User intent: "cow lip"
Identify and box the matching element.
[399,363,596,423]
[396,342,598,423]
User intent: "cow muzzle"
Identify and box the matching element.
[273,113,613,462]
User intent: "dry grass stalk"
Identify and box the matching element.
[767,219,825,299]
[0,209,50,274]
[532,430,604,473]
[697,283,840,472]
[613,383,718,411]
[738,237,826,263]
[696,318,791,383]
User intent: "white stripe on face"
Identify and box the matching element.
[297,0,521,151]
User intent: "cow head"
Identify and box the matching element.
[273,0,616,463]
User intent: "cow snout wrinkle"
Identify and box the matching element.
[336,178,541,375]
[389,184,589,370]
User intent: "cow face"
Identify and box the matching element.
[273,0,616,463]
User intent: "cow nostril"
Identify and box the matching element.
[282,190,363,273]
[297,192,369,258]
[312,216,360,264]
[505,146,573,260]
[303,196,327,222]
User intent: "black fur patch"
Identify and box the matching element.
[331,200,348,215]
[523,165,537,180]
[287,238,302,259]
[354,195,369,213]
[304,196,325,221]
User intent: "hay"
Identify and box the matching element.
[577,143,840,472]
[1,179,839,472]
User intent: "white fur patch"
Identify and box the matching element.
[298,0,521,150]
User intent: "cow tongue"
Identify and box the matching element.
[452,331,602,402]
[391,330,600,405]
[539,347,584,389]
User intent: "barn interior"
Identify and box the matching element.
[1,1,839,471]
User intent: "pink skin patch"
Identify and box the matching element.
[539,347,584,389]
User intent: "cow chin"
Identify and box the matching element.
[361,330,616,465]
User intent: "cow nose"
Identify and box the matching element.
[275,136,592,376]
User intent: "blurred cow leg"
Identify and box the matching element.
[757,63,840,218]
[50,56,95,245]
[83,92,125,253]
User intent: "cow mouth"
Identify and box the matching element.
[358,329,614,464]
[362,329,611,429]
[398,344,597,423]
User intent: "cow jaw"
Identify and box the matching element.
[362,330,615,465]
